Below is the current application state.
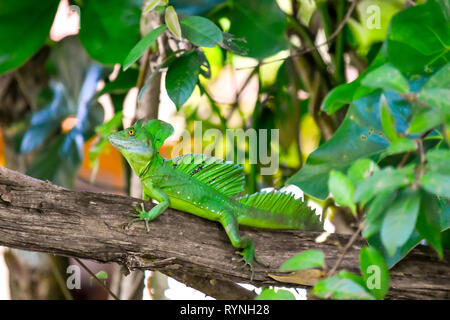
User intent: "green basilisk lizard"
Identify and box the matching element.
[109,119,322,278]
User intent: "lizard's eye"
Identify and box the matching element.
[128,129,135,136]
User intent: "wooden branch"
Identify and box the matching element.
[0,166,449,299]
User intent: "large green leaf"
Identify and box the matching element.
[180,16,223,48]
[79,0,142,64]
[165,51,202,107]
[386,0,450,74]
[361,63,409,94]
[288,92,390,199]
[360,247,390,300]
[381,190,420,257]
[227,0,288,59]
[0,0,60,73]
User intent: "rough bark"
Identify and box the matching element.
[0,166,449,299]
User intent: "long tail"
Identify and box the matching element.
[235,191,323,231]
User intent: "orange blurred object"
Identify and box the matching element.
[61,116,78,133]
[78,138,125,193]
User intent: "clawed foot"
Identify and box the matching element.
[233,245,269,281]
[128,203,151,231]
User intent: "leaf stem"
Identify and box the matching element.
[74,258,120,300]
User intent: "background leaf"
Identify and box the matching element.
[0,0,60,73]
[279,249,325,272]
[165,51,202,107]
[254,288,295,300]
[180,16,223,48]
[123,25,167,70]
[381,190,420,257]
[226,0,288,59]
[79,0,142,64]
[312,275,375,300]
[328,171,356,214]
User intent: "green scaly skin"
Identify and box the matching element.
[109,119,322,279]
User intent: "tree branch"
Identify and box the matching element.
[0,166,449,299]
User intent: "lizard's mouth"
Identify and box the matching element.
[108,135,125,150]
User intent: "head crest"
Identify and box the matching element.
[143,119,174,151]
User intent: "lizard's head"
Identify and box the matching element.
[108,119,174,175]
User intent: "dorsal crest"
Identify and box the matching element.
[167,153,245,197]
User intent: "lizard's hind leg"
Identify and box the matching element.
[220,213,266,280]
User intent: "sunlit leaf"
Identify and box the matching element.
[254,288,295,300]
[279,249,325,272]
[165,6,182,39]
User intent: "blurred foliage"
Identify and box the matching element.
[0,0,449,300]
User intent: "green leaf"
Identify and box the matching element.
[386,0,450,74]
[227,0,288,59]
[219,32,248,56]
[380,94,398,142]
[361,64,409,94]
[360,247,390,299]
[425,149,450,173]
[279,250,325,272]
[79,0,142,64]
[0,0,60,73]
[123,25,167,70]
[336,271,367,290]
[165,6,182,39]
[368,230,422,268]
[165,51,202,108]
[420,172,450,199]
[408,108,444,134]
[287,93,391,200]
[98,69,139,96]
[422,62,450,90]
[354,166,414,205]
[420,149,450,199]
[180,16,223,48]
[417,88,450,112]
[254,288,295,300]
[312,275,375,300]
[380,138,417,159]
[416,192,443,258]
[144,0,166,13]
[366,191,396,223]
[381,190,420,257]
[321,81,360,115]
[328,171,356,214]
[95,271,108,279]
[347,158,379,188]
[363,191,397,239]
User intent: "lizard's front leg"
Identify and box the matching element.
[129,187,170,231]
